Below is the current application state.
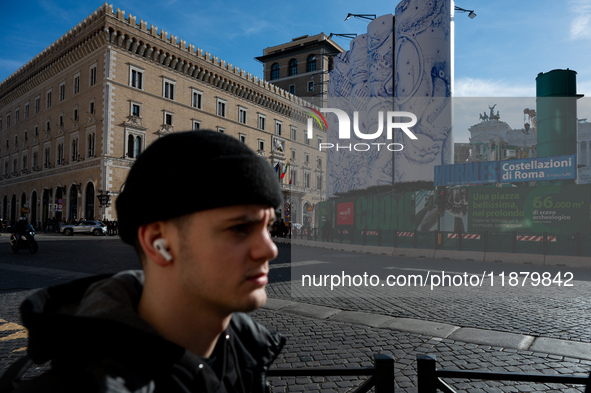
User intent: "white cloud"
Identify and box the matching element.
[570,0,591,40]
[454,77,534,97]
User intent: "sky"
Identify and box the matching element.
[1,0,591,142]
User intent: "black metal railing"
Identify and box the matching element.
[416,354,590,393]
[267,354,395,393]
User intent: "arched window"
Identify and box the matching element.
[134,136,142,158]
[306,55,317,72]
[127,135,135,158]
[85,183,95,220]
[270,63,280,80]
[288,59,298,76]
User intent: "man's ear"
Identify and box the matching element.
[137,222,174,266]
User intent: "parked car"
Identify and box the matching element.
[60,220,107,236]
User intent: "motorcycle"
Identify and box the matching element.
[10,225,38,254]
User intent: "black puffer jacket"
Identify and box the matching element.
[13,271,285,393]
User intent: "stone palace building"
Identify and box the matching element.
[0,3,326,228]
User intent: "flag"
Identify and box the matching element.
[274,163,279,174]
[280,162,289,180]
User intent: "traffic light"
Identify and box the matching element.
[436,188,447,214]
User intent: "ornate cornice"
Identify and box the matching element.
[0,3,324,125]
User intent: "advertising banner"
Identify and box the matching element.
[499,155,576,183]
[336,202,354,225]
[467,184,590,234]
[434,161,499,187]
[435,155,577,187]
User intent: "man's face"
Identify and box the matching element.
[169,204,278,315]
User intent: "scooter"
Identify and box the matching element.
[10,225,38,254]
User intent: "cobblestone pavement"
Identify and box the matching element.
[0,236,590,392]
[270,244,591,344]
[251,308,591,392]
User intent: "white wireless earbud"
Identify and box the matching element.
[153,238,173,262]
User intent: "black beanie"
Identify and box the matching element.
[116,130,283,244]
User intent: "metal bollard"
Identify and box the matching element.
[417,354,437,393]
[374,354,395,393]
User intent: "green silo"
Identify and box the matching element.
[535,69,583,158]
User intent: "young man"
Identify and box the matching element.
[11,131,285,392]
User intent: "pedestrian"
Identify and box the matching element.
[10,131,285,392]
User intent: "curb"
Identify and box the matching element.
[274,238,591,268]
[263,298,591,361]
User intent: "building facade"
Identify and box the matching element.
[0,4,326,228]
[256,33,344,108]
[461,113,537,163]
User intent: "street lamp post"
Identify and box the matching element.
[344,13,377,21]
[97,190,111,220]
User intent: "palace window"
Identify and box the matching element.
[59,82,66,101]
[217,99,227,117]
[130,66,144,89]
[238,107,247,124]
[87,132,96,157]
[131,102,141,118]
[56,141,65,165]
[71,136,79,161]
[43,146,51,168]
[288,59,298,76]
[258,114,266,130]
[317,173,323,190]
[73,73,80,94]
[126,132,144,159]
[163,78,175,100]
[46,89,52,108]
[306,55,317,72]
[89,64,97,86]
[33,151,39,171]
[164,112,174,126]
[270,63,280,80]
[192,89,203,109]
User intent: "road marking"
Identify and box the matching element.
[0,319,27,352]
